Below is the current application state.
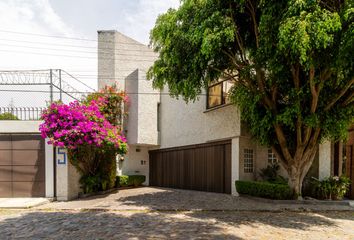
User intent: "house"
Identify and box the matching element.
[98,30,353,197]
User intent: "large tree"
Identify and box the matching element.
[147,0,354,196]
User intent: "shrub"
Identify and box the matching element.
[116,175,146,187]
[0,113,19,120]
[235,180,293,200]
[259,163,287,185]
[129,175,146,187]
[116,175,129,187]
[311,176,351,200]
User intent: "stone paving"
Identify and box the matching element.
[1,187,353,239]
[37,187,354,211]
[0,209,353,239]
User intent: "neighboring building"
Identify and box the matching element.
[97,30,353,197]
[0,111,80,200]
[0,120,54,198]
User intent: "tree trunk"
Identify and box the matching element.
[287,167,303,199]
[286,147,318,199]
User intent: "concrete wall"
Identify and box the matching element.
[0,120,41,133]
[119,146,149,185]
[98,30,157,90]
[55,148,81,201]
[159,89,241,149]
[125,69,160,146]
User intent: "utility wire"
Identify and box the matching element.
[0,29,150,46]
[0,43,157,57]
[0,89,211,96]
[0,38,156,53]
[0,49,156,61]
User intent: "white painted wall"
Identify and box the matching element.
[159,88,241,148]
[55,147,80,201]
[125,69,160,146]
[319,141,331,180]
[45,138,54,198]
[98,30,157,90]
[0,120,41,133]
[120,146,149,185]
[231,137,240,195]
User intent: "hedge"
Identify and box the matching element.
[235,180,293,200]
[116,175,146,187]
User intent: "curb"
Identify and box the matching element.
[240,195,354,206]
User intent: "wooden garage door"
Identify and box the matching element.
[149,140,231,194]
[0,134,45,197]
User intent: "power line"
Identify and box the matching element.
[0,38,155,53]
[0,49,156,61]
[0,42,158,56]
[0,88,209,96]
[0,29,151,47]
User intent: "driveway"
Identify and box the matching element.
[0,188,353,239]
[37,187,353,211]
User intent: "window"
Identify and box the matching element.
[267,148,278,165]
[207,79,234,109]
[244,148,254,173]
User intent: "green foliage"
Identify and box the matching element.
[259,163,287,184]
[0,113,19,120]
[129,175,146,187]
[116,175,146,187]
[116,175,129,187]
[310,176,351,200]
[69,145,118,194]
[148,0,354,194]
[235,180,293,200]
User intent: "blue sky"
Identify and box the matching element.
[0,0,179,106]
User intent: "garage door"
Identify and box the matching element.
[149,140,231,194]
[0,134,45,197]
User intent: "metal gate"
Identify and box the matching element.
[0,134,45,197]
[149,140,231,194]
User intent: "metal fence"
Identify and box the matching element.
[0,107,46,120]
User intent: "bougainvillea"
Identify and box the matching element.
[85,84,129,126]
[39,100,127,154]
[40,85,129,193]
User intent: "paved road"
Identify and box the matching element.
[0,209,353,239]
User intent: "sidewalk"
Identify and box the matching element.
[0,198,50,209]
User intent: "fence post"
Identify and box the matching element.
[59,69,62,102]
[50,69,53,104]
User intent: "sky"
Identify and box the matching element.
[0,0,179,107]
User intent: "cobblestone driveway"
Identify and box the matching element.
[37,187,353,211]
[0,209,353,239]
[1,187,353,239]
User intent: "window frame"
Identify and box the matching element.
[206,78,233,110]
[267,148,278,165]
[243,148,254,173]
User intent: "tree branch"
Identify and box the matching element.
[325,77,354,111]
[309,67,318,113]
[342,90,354,106]
[274,124,294,164]
[291,64,300,90]
[246,0,259,48]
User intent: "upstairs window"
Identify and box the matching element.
[207,79,234,109]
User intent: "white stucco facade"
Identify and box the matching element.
[97,30,332,194]
[159,89,241,149]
